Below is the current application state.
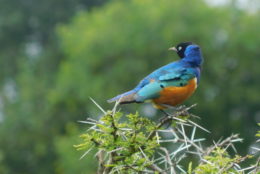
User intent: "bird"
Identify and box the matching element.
[108,42,203,110]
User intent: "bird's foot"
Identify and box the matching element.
[175,105,186,111]
[175,105,192,118]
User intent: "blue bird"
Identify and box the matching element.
[108,42,203,109]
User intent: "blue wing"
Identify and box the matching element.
[134,62,200,102]
[108,61,200,103]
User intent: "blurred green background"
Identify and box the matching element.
[0,0,259,173]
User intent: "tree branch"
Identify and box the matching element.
[147,104,197,140]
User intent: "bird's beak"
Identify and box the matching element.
[168,47,177,52]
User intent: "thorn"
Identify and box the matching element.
[89,97,106,114]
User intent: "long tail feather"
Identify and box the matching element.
[107,90,137,104]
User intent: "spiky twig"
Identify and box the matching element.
[76,99,259,173]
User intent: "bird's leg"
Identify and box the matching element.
[158,105,189,128]
[160,104,186,113]
[165,105,185,112]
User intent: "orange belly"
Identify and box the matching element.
[152,78,197,109]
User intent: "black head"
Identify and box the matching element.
[169,42,193,58]
[176,42,193,58]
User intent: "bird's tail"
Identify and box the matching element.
[107,90,137,104]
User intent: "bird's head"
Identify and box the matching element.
[169,42,203,66]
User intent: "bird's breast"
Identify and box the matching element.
[152,78,197,109]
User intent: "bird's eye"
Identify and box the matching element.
[178,46,182,51]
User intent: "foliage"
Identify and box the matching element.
[0,0,109,173]
[76,111,158,173]
[193,148,247,174]
[76,103,260,173]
